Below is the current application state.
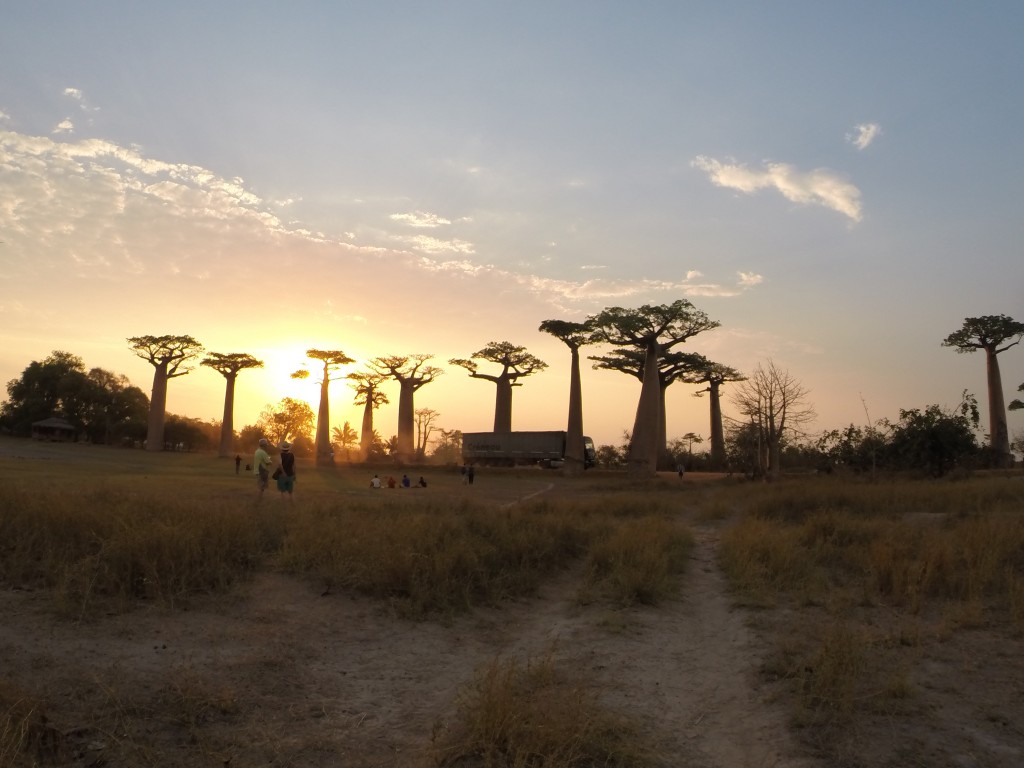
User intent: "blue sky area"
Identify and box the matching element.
[1,2,1022,448]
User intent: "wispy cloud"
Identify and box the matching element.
[390,211,451,228]
[692,155,862,223]
[847,123,881,150]
[52,119,74,135]
[63,86,100,113]
[0,127,762,324]
[396,234,475,255]
[520,270,762,302]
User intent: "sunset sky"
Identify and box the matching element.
[2,2,1023,450]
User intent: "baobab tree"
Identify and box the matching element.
[127,334,204,452]
[372,355,443,463]
[449,341,548,433]
[348,370,390,460]
[293,349,355,465]
[682,361,746,470]
[589,347,708,470]
[539,319,594,475]
[201,352,264,458]
[731,360,815,480]
[942,314,1024,468]
[588,301,719,476]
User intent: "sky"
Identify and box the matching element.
[2,1,1023,450]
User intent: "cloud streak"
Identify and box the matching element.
[692,155,863,222]
[847,122,881,150]
[390,211,452,228]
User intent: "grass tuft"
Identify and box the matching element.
[430,652,649,768]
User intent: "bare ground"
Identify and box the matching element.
[3,451,1023,768]
[0,508,819,767]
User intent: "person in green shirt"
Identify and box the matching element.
[254,438,273,498]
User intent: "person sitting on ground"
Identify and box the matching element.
[416,476,427,488]
[386,475,397,489]
[369,474,382,489]
[401,474,411,488]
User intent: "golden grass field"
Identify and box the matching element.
[2,436,1023,767]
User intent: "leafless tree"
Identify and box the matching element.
[414,407,440,459]
[730,360,815,480]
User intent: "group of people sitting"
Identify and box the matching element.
[369,473,427,489]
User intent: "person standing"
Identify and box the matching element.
[467,465,475,485]
[254,438,273,498]
[276,441,297,500]
[234,454,242,474]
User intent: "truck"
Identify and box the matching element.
[461,431,597,468]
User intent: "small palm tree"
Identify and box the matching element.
[332,421,359,461]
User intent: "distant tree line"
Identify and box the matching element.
[3,310,1020,478]
[0,351,149,444]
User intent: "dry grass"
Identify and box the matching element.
[717,474,1024,761]
[0,486,282,614]
[430,652,650,768]
[719,477,1024,615]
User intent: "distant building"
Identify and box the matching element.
[31,417,76,442]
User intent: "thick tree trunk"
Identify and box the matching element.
[564,346,585,475]
[145,363,169,452]
[396,380,415,462]
[360,399,374,460]
[657,385,670,470]
[986,348,1013,467]
[627,342,661,477]
[218,374,236,458]
[493,380,514,433]
[315,377,333,465]
[708,381,726,469]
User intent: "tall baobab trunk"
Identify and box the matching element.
[316,378,332,465]
[986,348,1012,467]
[658,385,669,470]
[627,342,661,477]
[146,363,169,452]
[396,381,416,462]
[360,398,374,459]
[218,373,237,458]
[564,345,585,475]
[494,380,514,433]
[708,380,725,469]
